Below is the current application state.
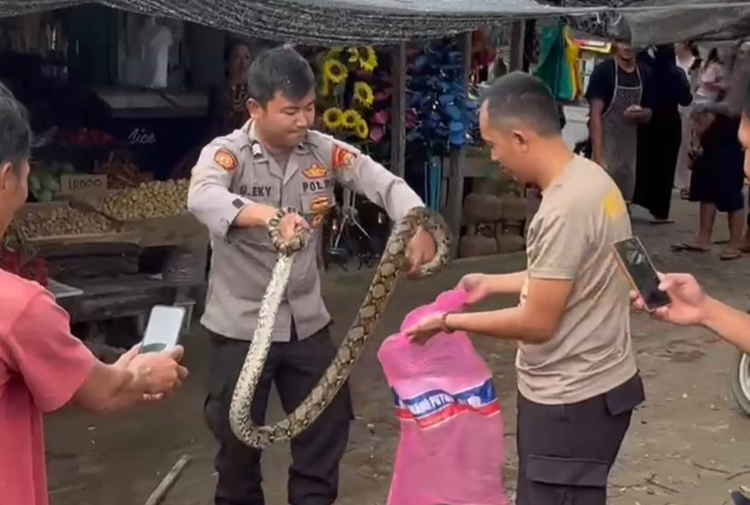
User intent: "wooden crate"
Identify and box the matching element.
[122,213,207,248]
[69,193,207,249]
[13,202,142,247]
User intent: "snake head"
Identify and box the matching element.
[267,207,310,255]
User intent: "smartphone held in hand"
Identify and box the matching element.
[139,305,187,354]
[613,236,671,312]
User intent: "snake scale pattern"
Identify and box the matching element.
[229,206,451,449]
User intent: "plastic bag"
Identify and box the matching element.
[377,288,508,505]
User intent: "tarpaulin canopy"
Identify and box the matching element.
[547,0,750,46]
[0,0,601,45]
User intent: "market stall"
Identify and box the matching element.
[0,7,212,353]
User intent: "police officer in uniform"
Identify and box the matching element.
[188,46,436,505]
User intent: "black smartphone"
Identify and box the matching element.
[613,236,671,312]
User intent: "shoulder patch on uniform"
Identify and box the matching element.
[331,145,358,170]
[303,164,328,179]
[214,149,238,171]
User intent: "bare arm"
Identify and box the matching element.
[72,360,144,414]
[485,271,528,295]
[589,99,604,164]
[4,293,185,416]
[701,297,750,354]
[72,346,186,415]
[446,278,572,343]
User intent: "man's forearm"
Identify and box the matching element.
[446,307,551,344]
[589,117,603,161]
[486,271,527,295]
[701,297,750,354]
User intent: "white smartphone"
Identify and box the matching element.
[139,305,187,354]
[612,236,671,312]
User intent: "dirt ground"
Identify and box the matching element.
[46,196,750,505]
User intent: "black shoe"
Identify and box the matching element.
[731,490,750,505]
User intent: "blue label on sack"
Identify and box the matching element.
[392,378,500,428]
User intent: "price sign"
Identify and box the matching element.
[59,174,109,196]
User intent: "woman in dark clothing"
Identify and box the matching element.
[674,104,746,259]
[633,45,693,223]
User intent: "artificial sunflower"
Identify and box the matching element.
[354,118,370,140]
[322,59,348,85]
[353,82,375,108]
[359,46,378,72]
[345,47,378,73]
[322,107,344,130]
[341,109,361,130]
[347,47,360,65]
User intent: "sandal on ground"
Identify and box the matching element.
[679,189,690,200]
[650,218,674,225]
[671,242,709,252]
[720,249,742,261]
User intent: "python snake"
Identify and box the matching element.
[229,206,450,449]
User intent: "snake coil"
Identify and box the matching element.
[229,206,450,449]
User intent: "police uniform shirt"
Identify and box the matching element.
[188,121,425,342]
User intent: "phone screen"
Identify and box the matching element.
[140,305,186,354]
[613,237,671,311]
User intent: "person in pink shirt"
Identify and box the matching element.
[0,85,190,505]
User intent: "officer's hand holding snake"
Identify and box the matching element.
[228,205,450,449]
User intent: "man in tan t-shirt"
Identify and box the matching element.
[408,72,645,505]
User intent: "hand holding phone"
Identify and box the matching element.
[139,305,187,354]
[613,237,671,312]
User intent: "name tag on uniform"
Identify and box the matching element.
[250,186,272,198]
[302,179,333,193]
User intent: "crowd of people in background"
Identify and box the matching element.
[586,33,750,261]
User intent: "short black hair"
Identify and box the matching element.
[247,45,315,107]
[481,72,561,137]
[0,82,31,173]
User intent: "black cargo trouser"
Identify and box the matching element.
[516,372,645,505]
[204,326,353,505]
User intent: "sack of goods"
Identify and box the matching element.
[377,288,508,505]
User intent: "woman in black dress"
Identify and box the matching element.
[633,45,692,223]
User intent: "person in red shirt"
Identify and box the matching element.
[0,86,189,505]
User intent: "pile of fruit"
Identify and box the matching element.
[84,179,189,221]
[93,154,152,189]
[28,161,76,202]
[12,205,115,239]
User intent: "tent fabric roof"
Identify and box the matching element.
[0,0,596,45]
[548,0,750,45]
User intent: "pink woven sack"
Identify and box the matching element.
[377,288,508,505]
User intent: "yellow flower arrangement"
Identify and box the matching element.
[359,46,378,72]
[341,109,361,130]
[353,82,375,108]
[323,59,348,84]
[344,47,378,73]
[354,118,370,140]
[322,108,344,130]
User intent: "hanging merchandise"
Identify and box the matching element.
[533,21,575,102]
[563,25,582,99]
[405,38,480,157]
[423,156,442,213]
[138,17,173,89]
[315,46,393,162]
